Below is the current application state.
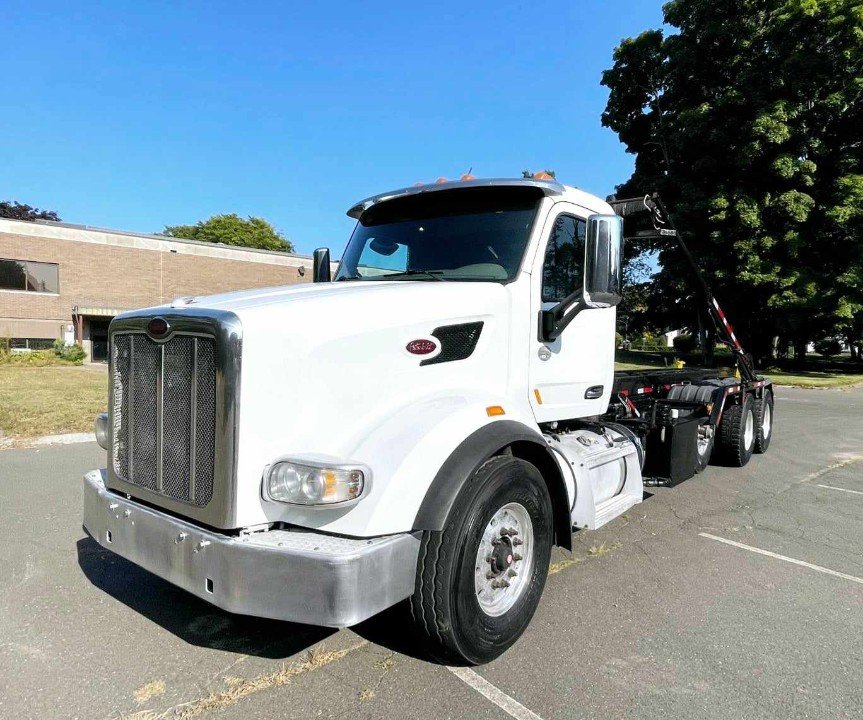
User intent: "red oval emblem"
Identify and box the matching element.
[147,317,169,338]
[406,339,437,355]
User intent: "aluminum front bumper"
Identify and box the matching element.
[82,470,421,627]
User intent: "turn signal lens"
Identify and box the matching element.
[266,461,366,505]
[94,412,109,450]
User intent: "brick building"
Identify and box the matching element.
[0,217,315,361]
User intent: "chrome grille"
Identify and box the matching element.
[111,333,217,507]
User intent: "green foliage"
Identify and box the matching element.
[163,214,293,253]
[602,0,863,361]
[615,331,624,348]
[672,333,698,354]
[55,343,86,363]
[630,331,667,351]
[0,342,86,366]
[0,200,60,222]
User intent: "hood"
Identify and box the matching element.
[188,280,514,528]
[177,280,510,350]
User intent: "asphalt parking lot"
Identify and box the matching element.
[1,385,861,720]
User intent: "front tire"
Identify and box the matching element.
[410,456,553,665]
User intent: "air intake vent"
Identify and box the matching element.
[421,321,484,366]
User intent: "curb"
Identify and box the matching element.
[34,432,97,446]
[0,432,97,450]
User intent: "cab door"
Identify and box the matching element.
[528,204,616,423]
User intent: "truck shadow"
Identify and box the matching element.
[76,536,335,659]
[350,601,442,663]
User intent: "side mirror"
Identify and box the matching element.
[312,247,331,283]
[539,213,624,342]
[584,214,624,308]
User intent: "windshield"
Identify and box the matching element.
[335,187,543,282]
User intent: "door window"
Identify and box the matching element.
[541,215,585,303]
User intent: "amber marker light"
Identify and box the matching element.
[486,406,506,417]
[534,389,543,404]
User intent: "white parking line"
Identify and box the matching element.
[699,533,863,586]
[448,666,544,720]
[816,484,863,496]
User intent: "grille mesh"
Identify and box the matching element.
[112,333,216,507]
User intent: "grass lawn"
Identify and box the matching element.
[0,365,108,439]
[615,360,672,371]
[759,370,863,389]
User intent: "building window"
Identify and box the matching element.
[0,258,60,293]
[6,338,57,351]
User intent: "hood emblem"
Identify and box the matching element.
[147,317,170,339]
[406,339,437,355]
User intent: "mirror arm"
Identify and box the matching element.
[540,292,587,342]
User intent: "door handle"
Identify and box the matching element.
[585,385,604,399]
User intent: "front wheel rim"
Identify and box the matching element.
[474,502,534,617]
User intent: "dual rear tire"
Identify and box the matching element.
[716,389,773,466]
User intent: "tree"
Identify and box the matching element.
[0,201,60,222]
[163,214,294,252]
[601,0,863,364]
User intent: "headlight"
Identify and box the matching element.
[94,412,109,450]
[264,459,368,506]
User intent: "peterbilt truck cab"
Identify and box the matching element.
[83,177,773,664]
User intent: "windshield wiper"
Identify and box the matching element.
[374,270,446,281]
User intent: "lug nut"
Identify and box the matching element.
[491,579,511,589]
[513,538,524,546]
[513,553,523,561]
[507,569,517,578]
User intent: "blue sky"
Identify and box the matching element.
[2,1,663,256]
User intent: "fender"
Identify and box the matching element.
[413,420,573,551]
[271,394,572,545]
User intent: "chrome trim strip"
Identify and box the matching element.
[189,338,198,505]
[107,307,243,529]
[128,336,135,481]
[155,343,165,492]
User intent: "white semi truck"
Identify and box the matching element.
[83,178,774,664]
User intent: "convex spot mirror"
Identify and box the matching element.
[584,214,624,308]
